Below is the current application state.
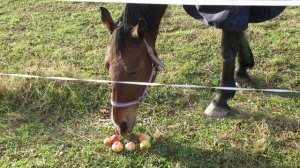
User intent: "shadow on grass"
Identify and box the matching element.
[234,75,300,134]
[147,137,277,168]
[237,75,300,100]
[231,108,300,134]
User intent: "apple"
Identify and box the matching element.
[138,133,151,142]
[111,141,124,153]
[103,137,112,146]
[110,135,120,144]
[125,142,136,152]
[140,140,151,150]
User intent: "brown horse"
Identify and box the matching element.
[100,4,283,135]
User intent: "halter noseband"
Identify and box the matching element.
[110,39,165,108]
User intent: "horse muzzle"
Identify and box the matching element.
[111,106,138,135]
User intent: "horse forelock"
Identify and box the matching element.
[111,25,130,54]
[110,4,167,56]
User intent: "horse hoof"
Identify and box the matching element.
[204,102,231,117]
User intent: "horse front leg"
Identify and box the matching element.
[204,30,242,117]
[235,32,255,82]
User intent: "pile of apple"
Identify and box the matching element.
[103,131,162,153]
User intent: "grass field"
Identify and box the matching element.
[0,1,300,167]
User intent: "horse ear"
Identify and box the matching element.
[100,7,115,34]
[131,18,147,39]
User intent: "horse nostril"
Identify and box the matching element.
[119,122,128,135]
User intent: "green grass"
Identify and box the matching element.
[0,1,300,167]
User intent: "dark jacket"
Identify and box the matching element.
[183,5,285,31]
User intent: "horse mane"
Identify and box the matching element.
[118,4,167,30]
[112,4,167,53]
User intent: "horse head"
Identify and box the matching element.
[100,7,164,135]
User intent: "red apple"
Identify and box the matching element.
[103,137,112,146]
[110,135,120,144]
[138,133,151,142]
[125,142,136,152]
[140,140,151,150]
[111,141,124,153]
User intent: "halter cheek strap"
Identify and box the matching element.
[110,39,165,108]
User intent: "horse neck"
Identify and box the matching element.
[120,4,167,43]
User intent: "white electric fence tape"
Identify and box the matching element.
[61,0,300,6]
[0,73,299,93]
